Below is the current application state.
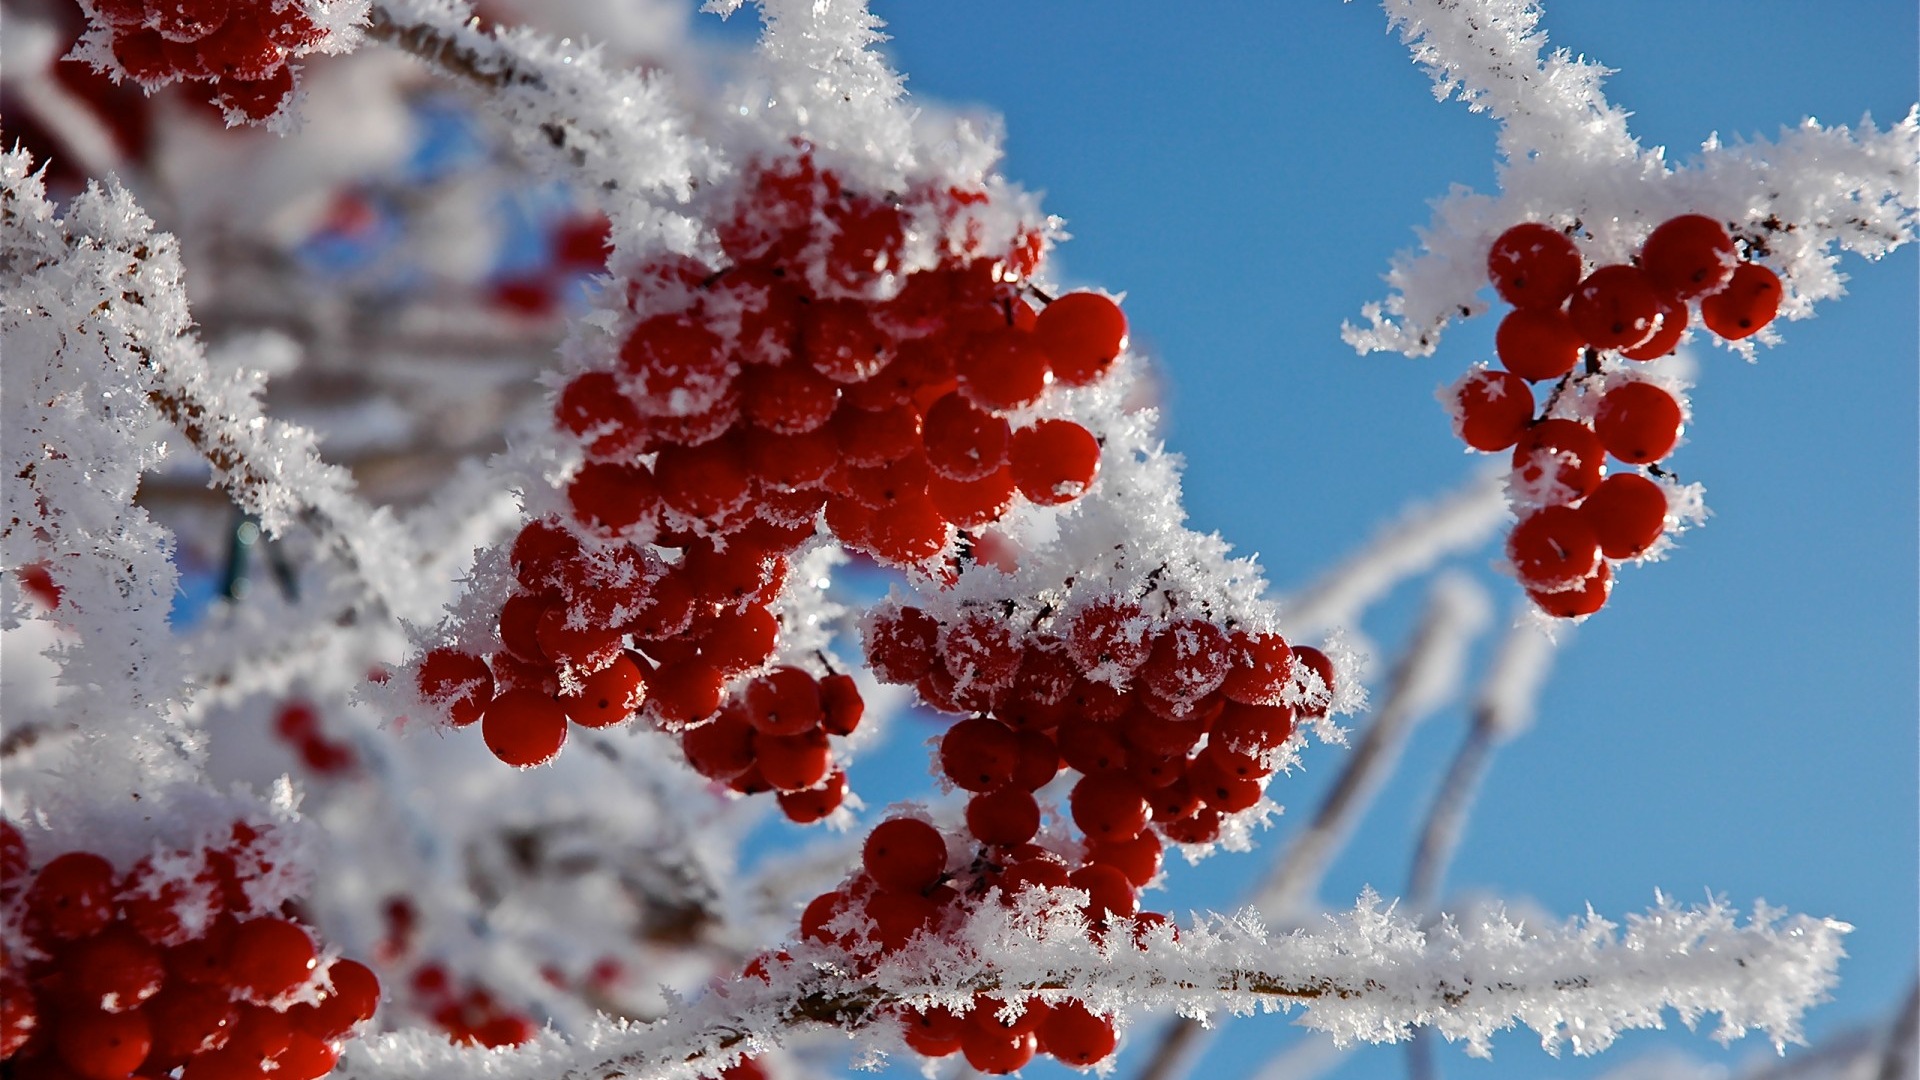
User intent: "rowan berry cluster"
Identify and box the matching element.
[490,213,615,319]
[0,819,379,1080]
[1449,215,1781,617]
[272,701,356,777]
[80,0,339,125]
[411,154,1127,828]
[404,964,536,1050]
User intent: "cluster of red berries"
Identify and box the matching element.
[406,964,535,1050]
[678,665,864,822]
[490,213,614,318]
[272,701,356,776]
[84,0,334,124]
[0,819,379,1080]
[412,155,1125,802]
[1450,215,1782,617]
[866,594,1331,848]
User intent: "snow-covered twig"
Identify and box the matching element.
[334,893,1848,1080]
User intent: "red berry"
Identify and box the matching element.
[510,520,581,593]
[1292,646,1337,718]
[1568,265,1662,351]
[275,1030,341,1080]
[646,661,727,729]
[921,393,1011,482]
[965,788,1041,846]
[959,331,1049,413]
[0,972,34,1059]
[819,673,864,736]
[834,401,922,467]
[1450,368,1536,452]
[1621,291,1688,361]
[1160,805,1223,845]
[26,851,118,942]
[227,917,318,1001]
[777,771,847,824]
[566,461,659,535]
[1214,700,1297,755]
[534,607,623,676]
[867,493,950,567]
[212,64,298,125]
[862,888,940,952]
[801,299,890,384]
[1510,418,1605,504]
[743,362,840,435]
[1581,473,1668,559]
[1699,262,1782,340]
[288,958,379,1042]
[1070,771,1150,843]
[745,666,823,735]
[653,439,753,530]
[863,605,939,685]
[142,982,238,1067]
[482,688,570,767]
[1221,631,1294,706]
[698,602,781,676]
[1008,420,1100,506]
[680,705,757,780]
[1038,1000,1117,1066]
[1496,307,1585,381]
[1137,617,1232,708]
[1087,831,1163,889]
[825,200,905,289]
[1034,292,1126,386]
[1055,716,1129,776]
[941,613,1023,691]
[940,716,1021,792]
[1528,561,1613,618]
[757,728,831,792]
[1069,863,1138,922]
[557,372,645,458]
[1064,596,1153,684]
[1641,214,1736,300]
[1487,223,1582,310]
[560,653,646,729]
[152,0,231,41]
[1594,381,1683,464]
[1507,506,1602,592]
[417,649,494,728]
[57,925,165,1012]
[55,1007,151,1080]
[927,467,1015,527]
[863,817,947,894]
[621,313,732,416]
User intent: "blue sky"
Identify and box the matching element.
[714,3,1917,1078]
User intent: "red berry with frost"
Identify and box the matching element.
[864,605,940,685]
[1487,223,1583,310]
[864,817,948,894]
[1221,631,1294,706]
[560,653,646,729]
[567,461,659,535]
[959,331,1049,413]
[940,716,1022,792]
[1529,561,1613,618]
[777,771,847,823]
[681,705,757,780]
[58,925,165,1012]
[1642,214,1736,300]
[962,1027,1037,1075]
[1569,265,1663,350]
[1496,306,1585,381]
[1088,831,1163,889]
[417,649,494,727]
[1594,381,1683,464]
[802,299,891,383]
[1071,771,1150,843]
[867,493,950,567]
[26,851,118,942]
[966,788,1041,846]
[1039,1001,1118,1066]
[745,666,823,735]
[226,916,317,1001]
[621,313,732,415]
[0,820,25,899]
[758,728,831,792]
[1511,418,1605,504]
[1070,863,1138,922]
[288,959,380,1042]
[927,467,1016,527]
[1034,292,1126,386]
[700,605,779,674]
[557,372,644,458]
[941,613,1023,690]
[646,661,727,729]
[1581,473,1669,559]
[743,363,839,435]
[213,65,298,125]
[921,392,1011,482]
[1065,596,1153,683]
[1293,645,1336,718]
[482,688,570,767]
[1008,420,1100,506]
[1450,368,1535,452]
[1138,617,1232,708]
[834,401,922,467]
[56,1006,152,1079]
[653,439,753,529]
[819,673,864,736]
[1507,505,1602,591]
[1214,700,1296,755]
[1621,291,1688,361]
[142,982,238,1067]
[1699,263,1782,340]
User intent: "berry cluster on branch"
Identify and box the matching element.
[0,820,378,1080]
[1448,215,1777,617]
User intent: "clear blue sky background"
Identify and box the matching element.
[704,3,1917,1079]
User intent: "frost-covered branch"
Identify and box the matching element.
[334,893,1848,1080]
[1345,0,1920,357]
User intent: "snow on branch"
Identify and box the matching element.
[1344,0,1920,357]
[333,892,1848,1079]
